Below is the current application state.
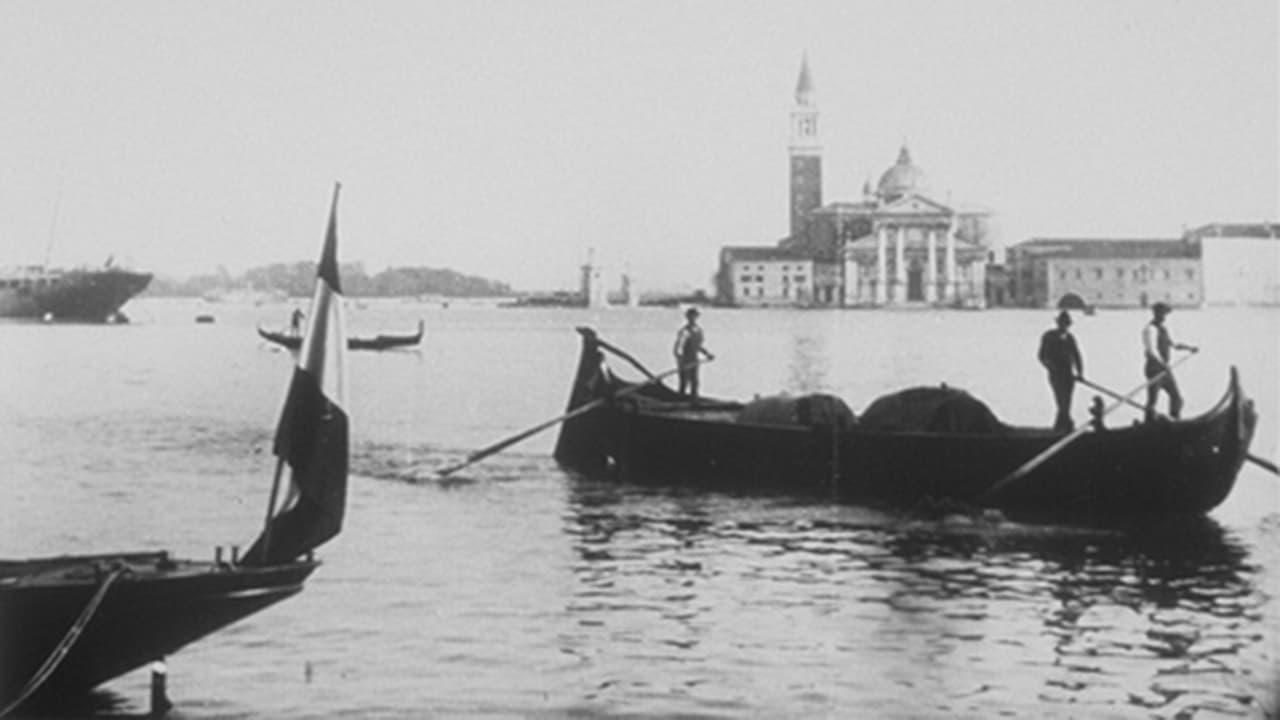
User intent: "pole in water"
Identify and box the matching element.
[150,660,172,717]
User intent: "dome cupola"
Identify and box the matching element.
[877,145,927,202]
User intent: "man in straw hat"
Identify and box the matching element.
[1038,309,1084,431]
[1142,302,1197,421]
[673,307,714,397]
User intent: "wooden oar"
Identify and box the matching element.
[1078,376,1279,476]
[594,337,662,384]
[982,349,1198,501]
[436,357,714,477]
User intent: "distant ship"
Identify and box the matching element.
[0,264,152,322]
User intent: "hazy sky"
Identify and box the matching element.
[0,1,1275,291]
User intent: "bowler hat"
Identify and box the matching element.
[1152,302,1172,315]
[1056,310,1072,325]
[685,307,700,318]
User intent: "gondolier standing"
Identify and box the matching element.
[1038,310,1084,431]
[1143,302,1197,421]
[673,307,714,397]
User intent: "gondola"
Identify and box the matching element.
[0,186,352,713]
[553,327,1258,517]
[258,318,423,351]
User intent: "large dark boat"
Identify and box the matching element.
[553,328,1258,518]
[257,318,423,351]
[0,186,350,713]
[0,264,152,322]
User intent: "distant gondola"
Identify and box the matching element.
[258,319,423,351]
[553,327,1258,518]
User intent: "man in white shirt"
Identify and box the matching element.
[673,307,714,397]
[1142,302,1197,421]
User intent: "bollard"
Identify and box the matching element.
[149,660,172,717]
[231,545,239,564]
[215,546,223,564]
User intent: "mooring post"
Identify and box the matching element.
[149,659,172,717]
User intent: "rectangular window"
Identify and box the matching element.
[1059,270,1067,280]
[1186,269,1195,280]
[1095,268,1103,279]
[795,275,806,283]
[1117,268,1124,278]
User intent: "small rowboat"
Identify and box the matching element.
[258,319,423,351]
[553,327,1258,518]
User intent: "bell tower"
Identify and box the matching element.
[789,53,822,238]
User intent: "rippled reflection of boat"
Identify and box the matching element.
[0,264,151,322]
[554,327,1258,518]
[0,188,351,712]
[258,319,423,351]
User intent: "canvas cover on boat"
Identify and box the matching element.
[859,386,1003,434]
[737,393,857,428]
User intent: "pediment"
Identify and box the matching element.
[879,194,953,216]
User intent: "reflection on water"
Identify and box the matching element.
[786,332,830,395]
[563,477,1270,718]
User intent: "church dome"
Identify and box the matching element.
[877,145,926,201]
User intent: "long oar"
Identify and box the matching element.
[436,357,714,477]
[982,349,1198,501]
[1078,376,1279,476]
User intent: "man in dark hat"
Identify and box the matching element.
[1038,310,1084,431]
[1143,302,1197,421]
[673,307,714,397]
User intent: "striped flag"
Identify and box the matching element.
[242,184,350,566]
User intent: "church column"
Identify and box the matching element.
[842,245,857,307]
[944,220,957,301]
[893,226,906,304]
[925,228,938,303]
[875,225,887,305]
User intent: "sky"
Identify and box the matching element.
[0,1,1275,292]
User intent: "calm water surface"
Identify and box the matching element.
[2,300,1277,718]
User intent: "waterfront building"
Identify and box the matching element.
[718,246,814,307]
[1005,237,1202,309]
[1184,223,1280,306]
[716,56,994,309]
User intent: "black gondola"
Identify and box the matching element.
[258,319,423,351]
[554,327,1258,518]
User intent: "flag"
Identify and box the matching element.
[242,184,349,566]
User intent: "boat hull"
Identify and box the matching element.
[0,268,152,322]
[0,552,316,705]
[554,328,1257,518]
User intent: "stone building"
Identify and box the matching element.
[1184,223,1280,306]
[717,56,994,308]
[1005,238,1203,309]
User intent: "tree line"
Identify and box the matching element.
[147,262,514,298]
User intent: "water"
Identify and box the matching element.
[2,299,1277,718]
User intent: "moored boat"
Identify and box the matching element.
[553,327,1258,518]
[0,186,351,713]
[258,318,423,351]
[0,264,152,323]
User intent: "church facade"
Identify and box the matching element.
[717,57,993,308]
